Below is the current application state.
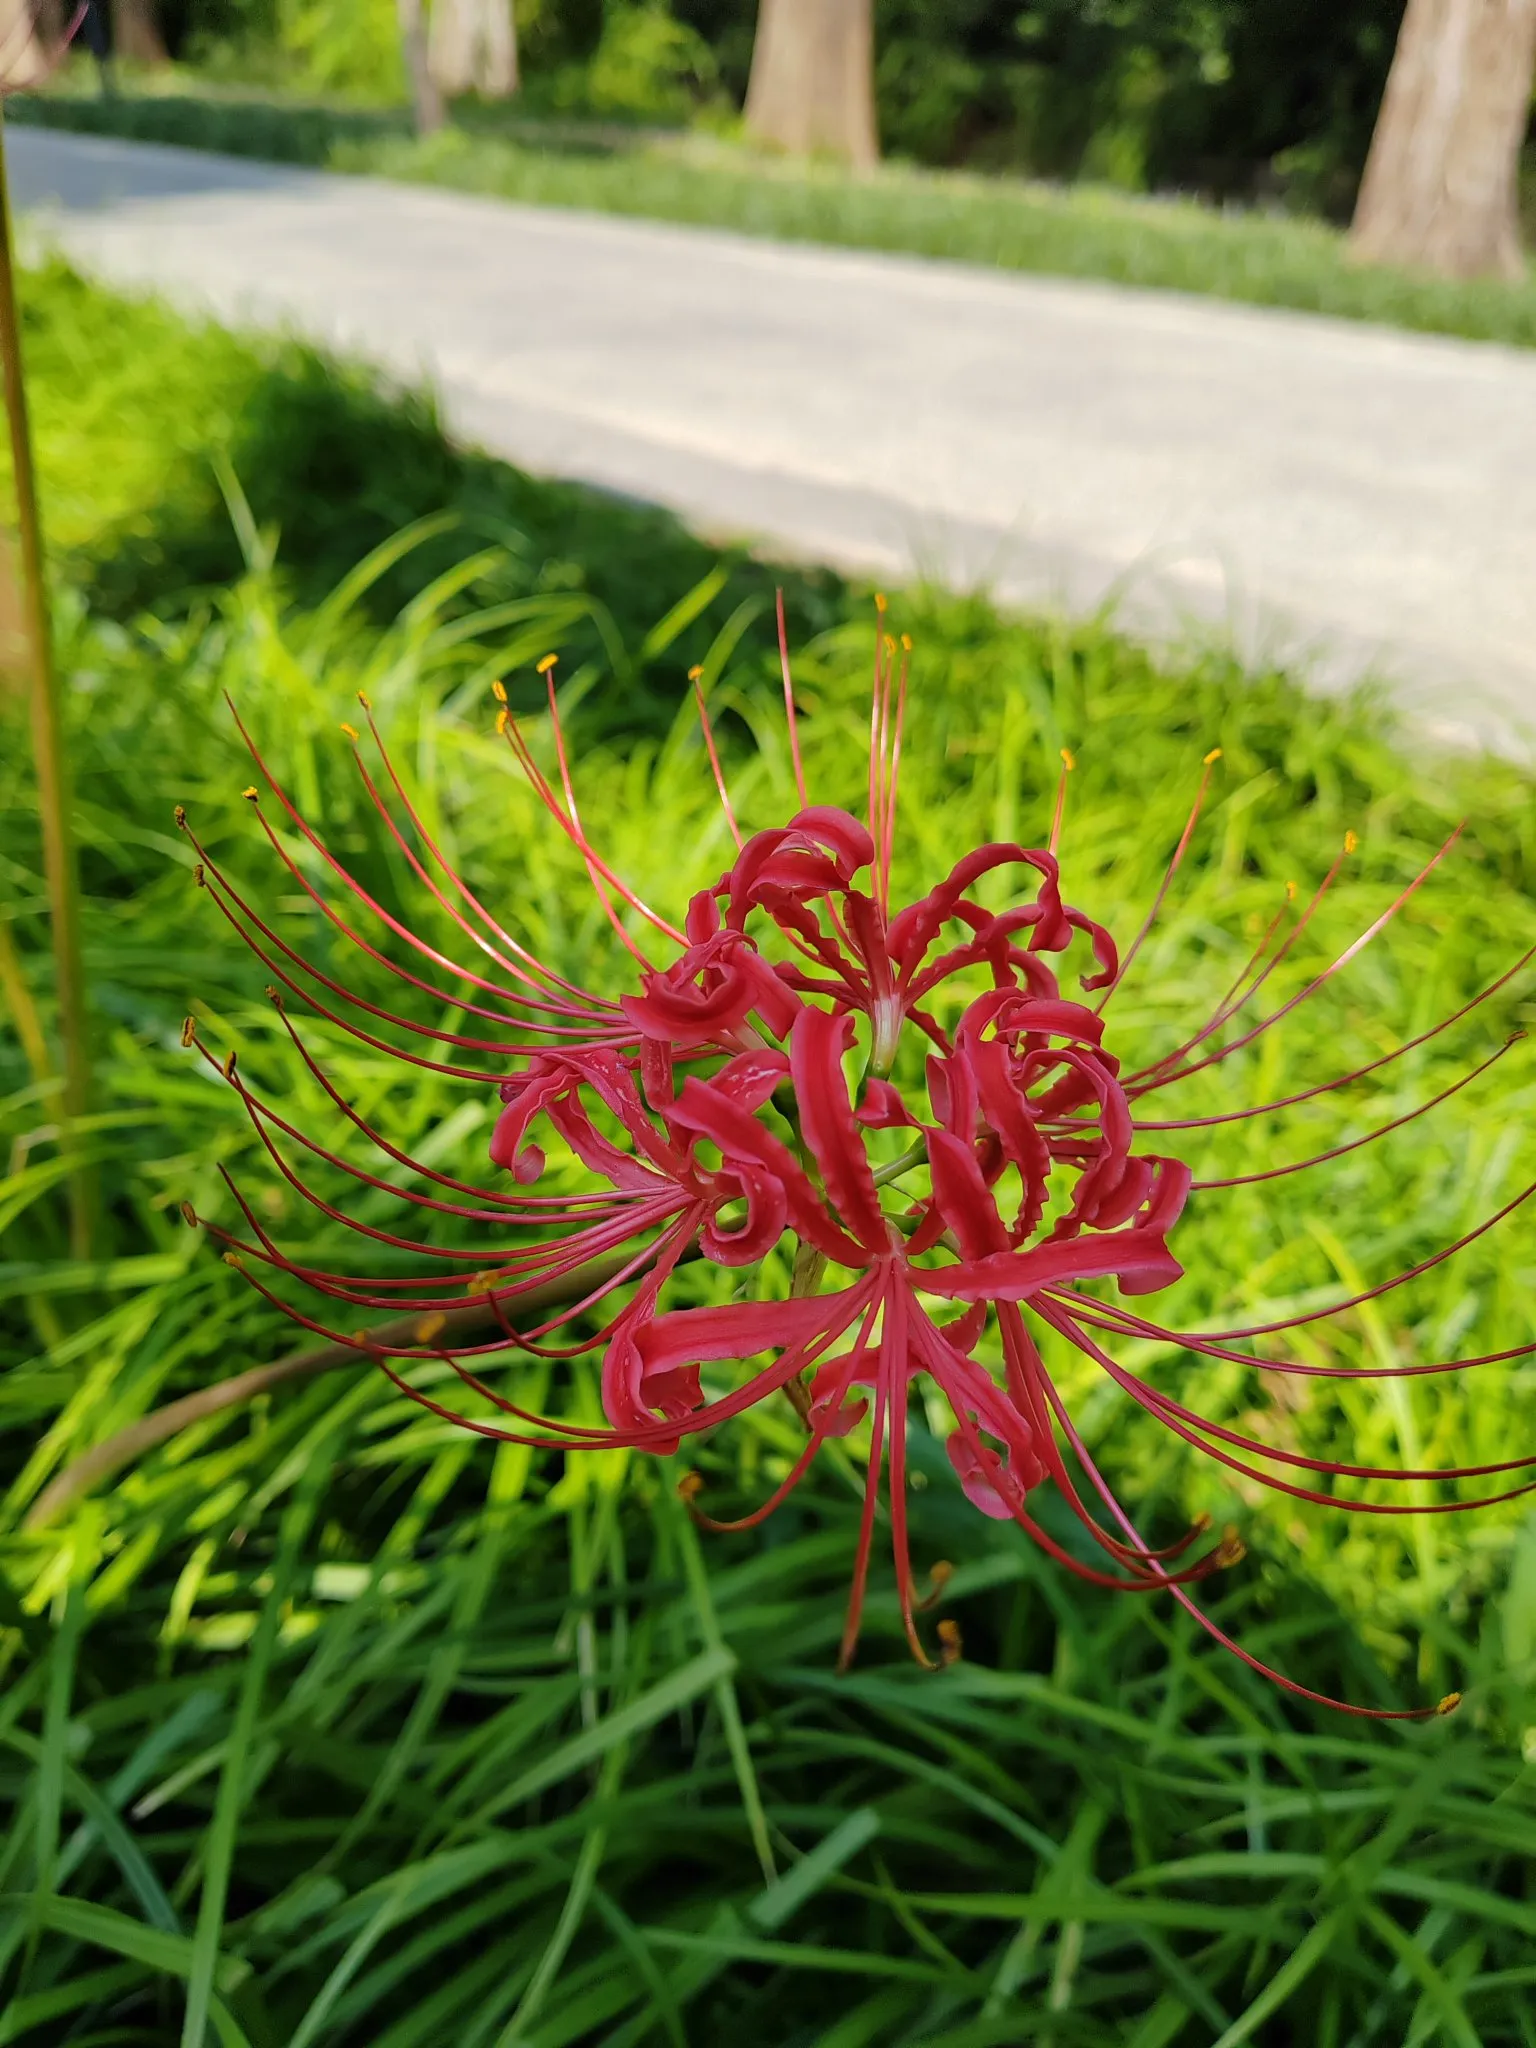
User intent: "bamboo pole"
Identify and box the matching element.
[0,107,94,1257]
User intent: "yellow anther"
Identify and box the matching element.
[884,634,896,657]
[222,1049,238,1081]
[241,786,259,803]
[414,1312,446,1345]
[1190,1511,1212,1533]
[357,690,371,709]
[339,721,359,741]
[536,653,559,674]
[180,1200,198,1228]
[180,1016,197,1047]
[916,1558,957,1625]
[900,633,912,652]
[1203,747,1223,766]
[496,707,509,735]
[1436,1691,1462,1716]
[874,592,887,613]
[1216,1525,1246,1568]
[687,664,704,682]
[937,1618,963,1666]
[174,804,188,828]
[492,678,508,703]
[1344,830,1359,853]
[192,864,205,889]
[677,1472,705,1504]
[1285,880,1297,900]
[1060,747,1075,771]
[222,1250,243,1269]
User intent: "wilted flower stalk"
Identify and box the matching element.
[178,599,1536,1718]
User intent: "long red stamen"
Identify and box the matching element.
[882,637,909,915]
[1032,1302,1444,1719]
[1189,1036,1520,1189]
[542,669,673,965]
[1132,825,1464,1096]
[1097,749,1222,1012]
[263,1000,615,1212]
[691,670,743,850]
[1198,1173,1536,1340]
[353,699,620,1006]
[1047,748,1073,859]
[231,698,604,1011]
[1136,938,1536,1130]
[191,836,610,1057]
[1047,1287,1536,1383]
[1130,846,1352,1086]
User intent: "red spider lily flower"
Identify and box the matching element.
[178,600,1536,1719]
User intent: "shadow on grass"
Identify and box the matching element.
[71,339,847,730]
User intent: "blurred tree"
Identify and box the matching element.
[430,0,517,95]
[396,0,444,127]
[112,0,167,60]
[1351,0,1536,277]
[744,0,878,166]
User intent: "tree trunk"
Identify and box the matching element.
[1350,0,1536,281]
[744,0,878,170]
[429,0,518,99]
[396,0,445,134]
[110,0,165,64]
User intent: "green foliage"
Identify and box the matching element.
[506,3,725,124]
[872,0,1409,200]
[275,0,405,100]
[6,262,1536,2041]
[8,89,409,167]
[103,0,1449,205]
[580,7,722,121]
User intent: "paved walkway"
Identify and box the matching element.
[12,125,1536,753]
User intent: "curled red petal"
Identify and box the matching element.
[923,1226,1184,1302]
[668,1073,864,1263]
[791,1007,890,1251]
[634,1285,870,1380]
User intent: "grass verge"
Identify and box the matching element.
[11,85,1536,352]
[3,261,1536,2044]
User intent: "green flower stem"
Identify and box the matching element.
[0,111,93,1258]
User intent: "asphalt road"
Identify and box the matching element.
[12,124,1536,754]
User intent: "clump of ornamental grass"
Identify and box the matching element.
[175,596,1536,1719]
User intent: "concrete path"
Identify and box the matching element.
[12,124,1536,753]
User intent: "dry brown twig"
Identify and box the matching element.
[23,1250,635,1531]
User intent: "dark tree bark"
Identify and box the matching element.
[110,0,165,64]
[1351,0,1536,281]
[744,0,878,170]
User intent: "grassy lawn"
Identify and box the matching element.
[4,262,1536,2043]
[12,84,1536,353]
